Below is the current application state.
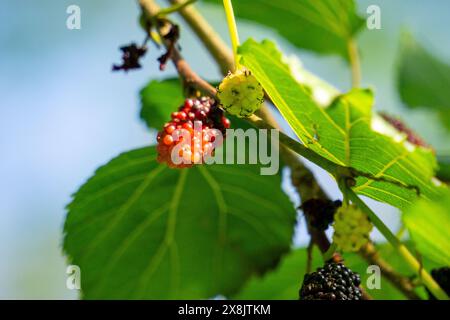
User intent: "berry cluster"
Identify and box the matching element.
[156,97,231,168]
[333,205,373,252]
[428,267,450,300]
[217,69,264,118]
[300,262,362,300]
[301,199,342,231]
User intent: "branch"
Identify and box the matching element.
[139,0,216,97]
[359,242,421,300]
[167,0,234,74]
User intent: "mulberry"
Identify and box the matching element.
[300,262,362,300]
[301,199,342,231]
[332,205,372,252]
[156,97,230,168]
[217,69,264,117]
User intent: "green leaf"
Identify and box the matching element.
[140,78,184,130]
[63,146,296,299]
[403,190,450,266]
[233,246,322,300]
[397,32,450,113]
[239,39,442,209]
[234,244,434,300]
[203,0,364,59]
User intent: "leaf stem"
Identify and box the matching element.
[222,0,241,71]
[306,240,314,274]
[157,0,197,16]
[347,39,361,88]
[345,185,449,300]
[323,242,337,262]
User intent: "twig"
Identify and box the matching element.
[359,242,421,300]
[139,0,216,97]
[167,0,234,74]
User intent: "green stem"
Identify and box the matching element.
[222,0,241,71]
[157,0,196,16]
[347,39,361,88]
[323,243,337,262]
[396,224,407,239]
[247,114,344,175]
[345,185,449,300]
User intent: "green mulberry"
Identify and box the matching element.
[217,69,264,117]
[332,205,373,252]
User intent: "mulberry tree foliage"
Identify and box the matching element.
[62,0,450,300]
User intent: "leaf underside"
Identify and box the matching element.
[239,39,443,209]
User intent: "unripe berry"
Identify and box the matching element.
[217,69,264,118]
[332,205,373,252]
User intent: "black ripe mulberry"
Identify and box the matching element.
[299,262,362,300]
[301,199,342,231]
[428,267,450,300]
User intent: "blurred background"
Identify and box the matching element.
[1,0,449,299]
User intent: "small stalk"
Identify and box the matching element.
[323,242,337,262]
[347,39,361,88]
[157,0,196,16]
[222,0,241,71]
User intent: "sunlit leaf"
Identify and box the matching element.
[239,39,443,209]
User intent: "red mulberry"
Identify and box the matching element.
[156,97,230,168]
